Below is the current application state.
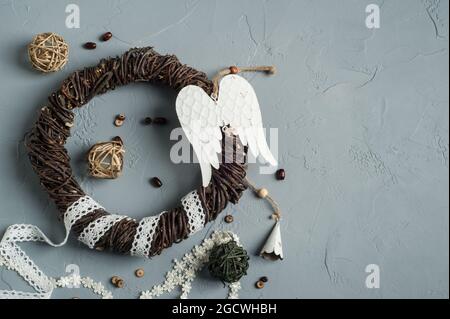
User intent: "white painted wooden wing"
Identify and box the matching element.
[176,75,277,187]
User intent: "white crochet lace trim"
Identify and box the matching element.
[181,191,206,235]
[0,240,52,295]
[130,213,164,257]
[78,214,129,249]
[0,195,114,299]
[64,196,104,229]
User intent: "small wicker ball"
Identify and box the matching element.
[208,241,249,283]
[28,32,69,73]
[87,141,125,179]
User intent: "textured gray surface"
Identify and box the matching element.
[0,0,448,299]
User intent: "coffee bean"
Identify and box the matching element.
[112,136,123,144]
[101,32,113,41]
[275,169,285,180]
[153,117,167,125]
[151,177,163,188]
[143,117,152,125]
[84,42,97,50]
[260,276,269,282]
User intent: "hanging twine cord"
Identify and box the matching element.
[212,65,280,220]
[244,178,282,221]
[87,140,125,179]
[212,65,276,99]
[25,47,248,257]
[28,32,69,73]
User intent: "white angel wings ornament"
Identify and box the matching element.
[176,74,277,187]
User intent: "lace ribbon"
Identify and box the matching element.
[0,196,104,298]
[131,213,165,257]
[78,214,130,249]
[181,191,206,235]
[0,191,208,299]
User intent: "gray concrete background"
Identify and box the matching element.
[0,0,448,299]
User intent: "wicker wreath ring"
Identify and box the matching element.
[26,47,248,257]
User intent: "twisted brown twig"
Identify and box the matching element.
[26,47,247,256]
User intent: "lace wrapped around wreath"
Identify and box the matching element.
[130,213,164,257]
[181,191,206,235]
[25,47,248,258]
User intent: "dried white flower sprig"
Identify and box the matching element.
[140,230,243,299]
[55,274,113,299]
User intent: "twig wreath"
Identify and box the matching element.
[25,47,252,257]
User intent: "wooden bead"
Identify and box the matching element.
[229,66,240,74]
[111,276,120,285]
[224,215,234,223]
[255,280,265,289]
[115,278,125,288]
[135,268,145,278]
[114,114,125,127]
[257,188,269,198]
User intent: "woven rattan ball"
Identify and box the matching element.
[87,140,125,179]
[28,32,69,73]
[208,241,249,283]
